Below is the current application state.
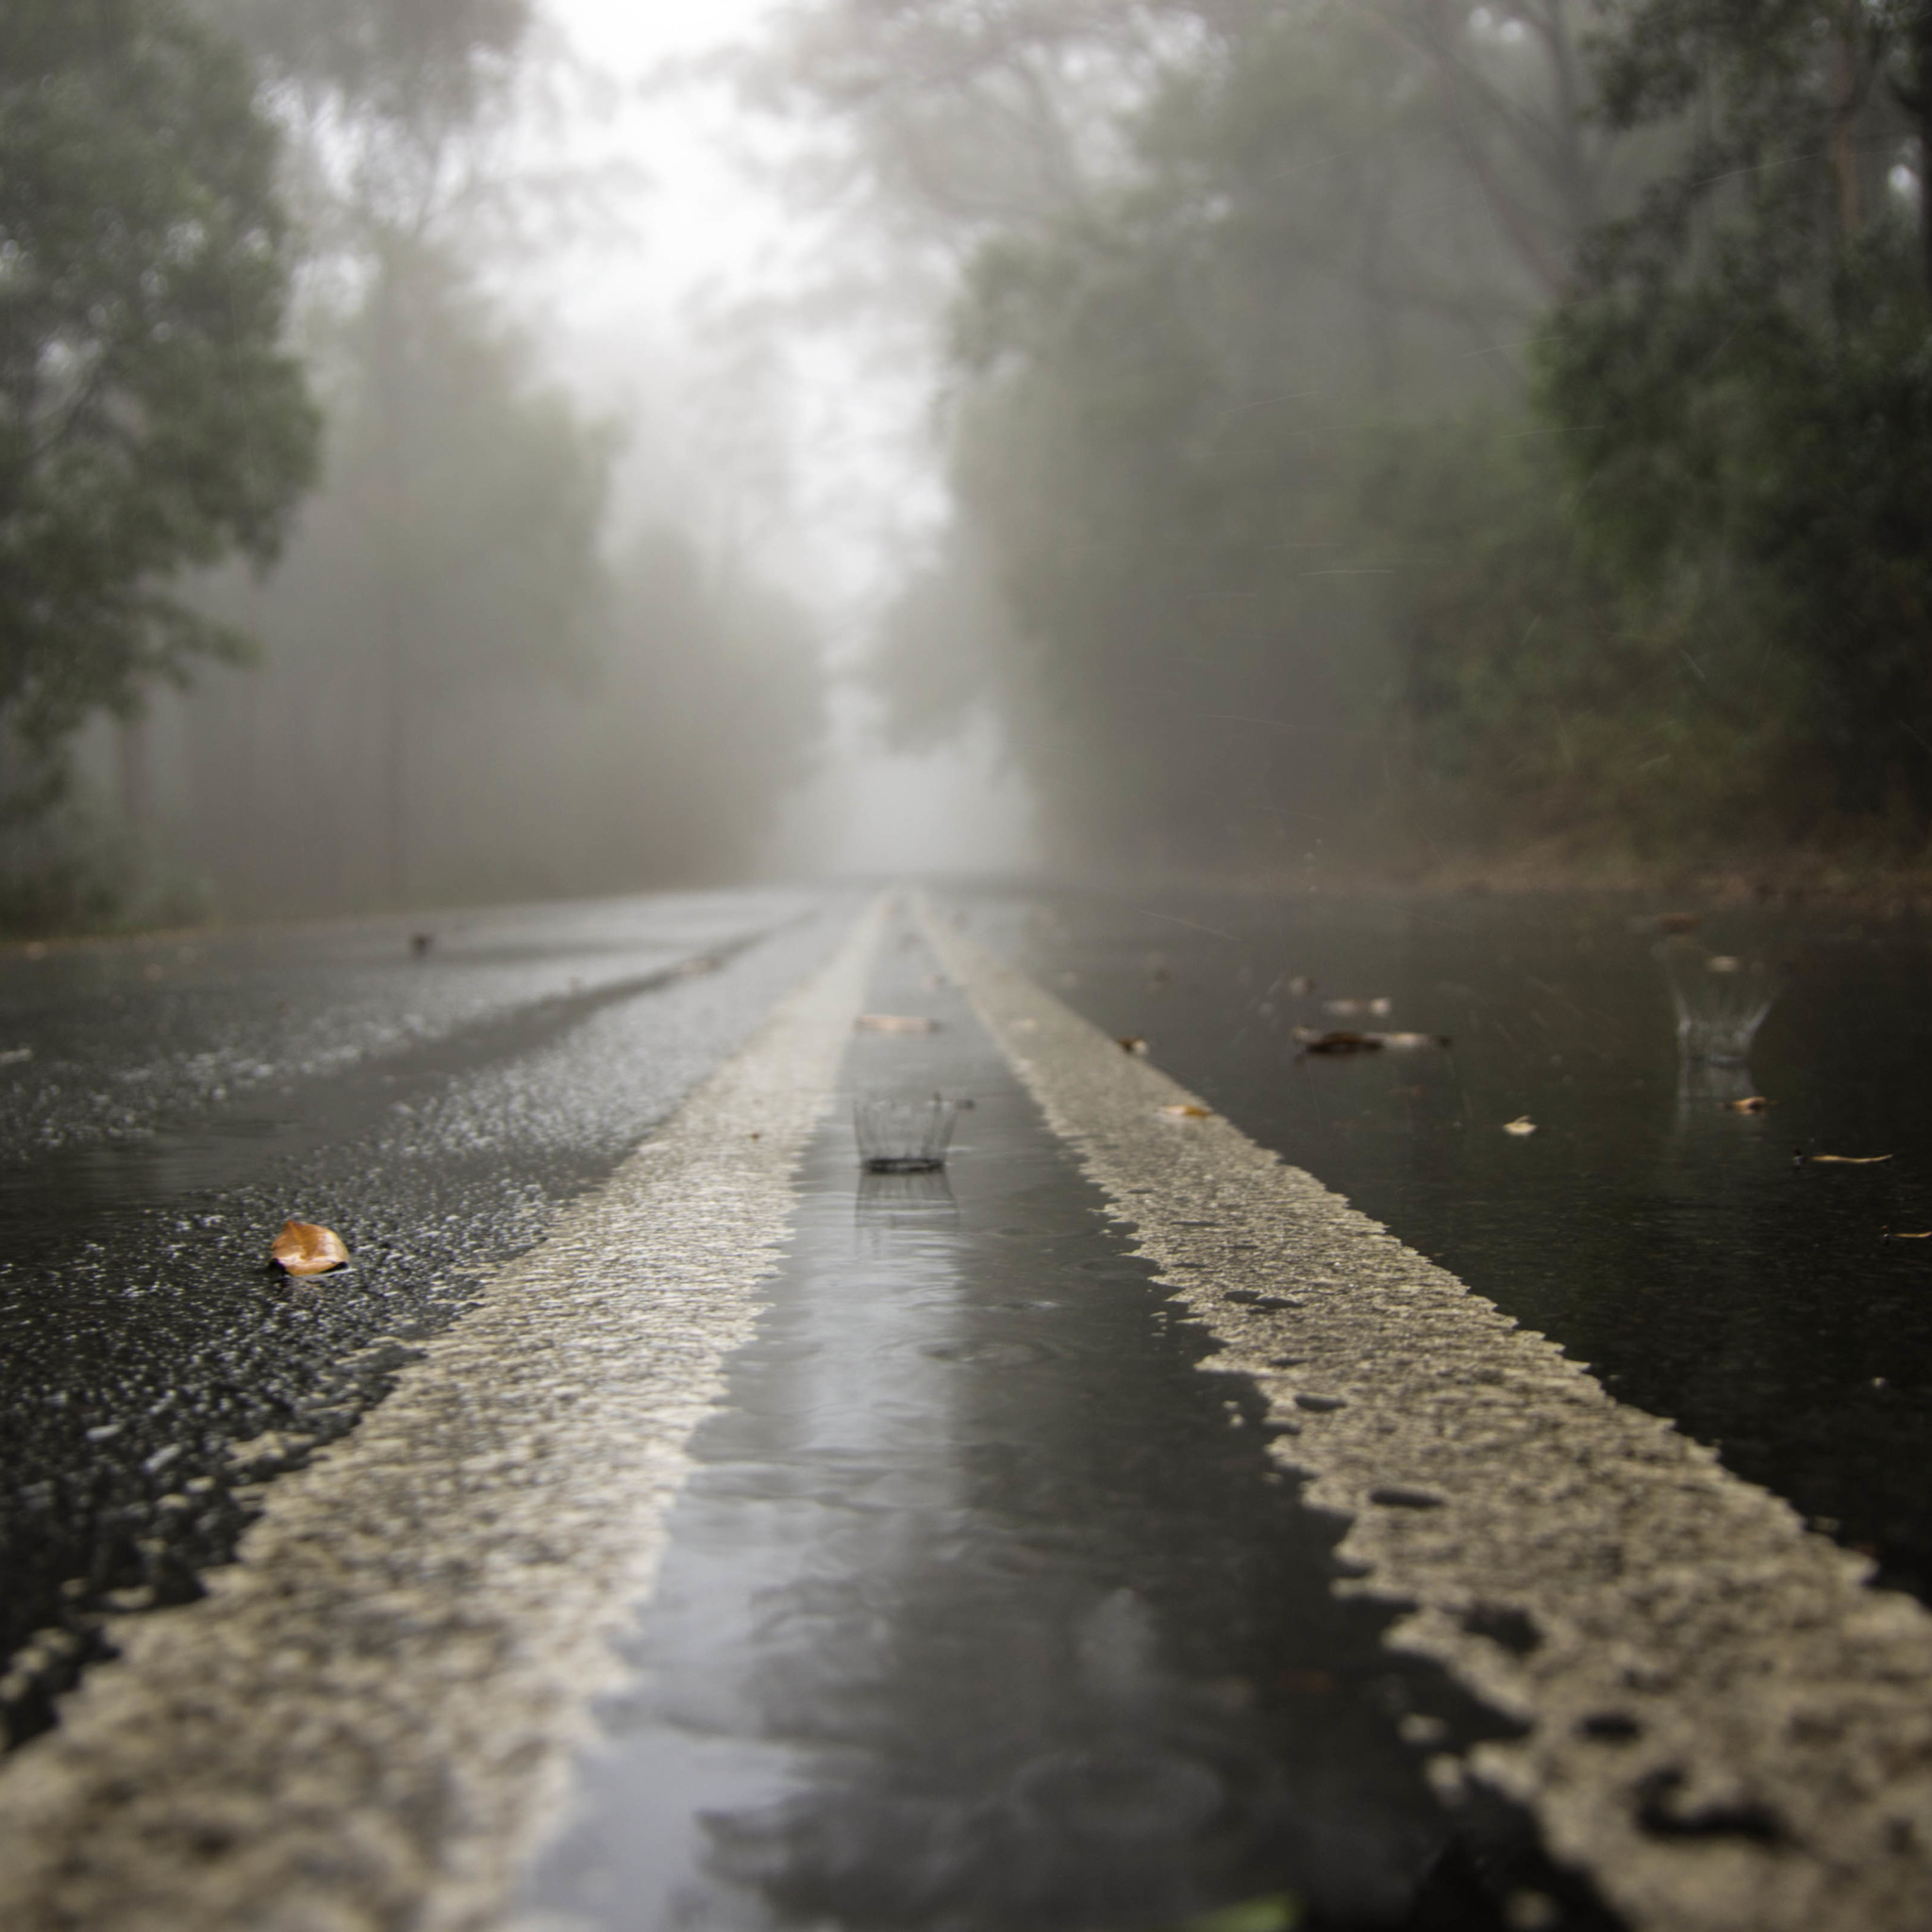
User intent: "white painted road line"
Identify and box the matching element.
[922,901,1932,1932]
[0,899,887,1932]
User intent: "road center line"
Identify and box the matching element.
[0,896,887,1932]
[921,901,1932,1932]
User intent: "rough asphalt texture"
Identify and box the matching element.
[0,901,885,1932]
[0,891,829,1746]
[922,899,1932,1932]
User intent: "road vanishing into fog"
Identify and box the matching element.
[3,884,1932,1932]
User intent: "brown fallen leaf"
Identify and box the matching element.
[1322,996,1392,1018]
[1724,1095,1771,1113]
[270,1219,350,1277]
[856,1013,941,1034]
[1293,1027,1382,1055]
[1117,1035,1150,1056]
[1158,1103,1214,1119]
[1503,1116,1538,1136]
[1803,1151,1893,1164]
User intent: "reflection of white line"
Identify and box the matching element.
[921,902,1932,1932]
[0,898,887,1932]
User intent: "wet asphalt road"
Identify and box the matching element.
[974,884,1932,1605]
[0,889,852,1745]
[516,914,1605,1932]
[7,881,1932,1929]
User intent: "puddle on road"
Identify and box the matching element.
[518,928,1614,1931]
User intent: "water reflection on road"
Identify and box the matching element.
[519,926,1599,1932]
[981,887,1932,1600]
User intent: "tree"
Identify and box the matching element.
[136,0,826,915]
[203,0,534,242]
[0,0,318,814]
[213,0,541,895]
[1542,0,1932,826]
[755,0,1657,868]
[751,0,1201,249]
[871,2,1635,866]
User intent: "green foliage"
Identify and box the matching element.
[947,195,1375,865]
[0,801,136,936]
[161,226,822,912]
[147,1,824,915]
[1544,0,1932,830]
[1367,409,1817,852]
[203,0,534,220]
[169,230,618,903]
[847,0,1932,866]
[906,1,1600,868]
[0,0,319,783]
[325,235,617,695]
[0,0,821,926]
[210,0,529,121]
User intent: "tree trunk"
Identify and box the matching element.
[1829,0,1865,244]
[370,242,411,909]
[115,714,152,849]
[1910,2,1932,300]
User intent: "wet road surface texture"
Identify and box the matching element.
[518,918,1609,1931]
[6,880,1932,1926]
[972,885,1932,1605]
[0,890,843,1744]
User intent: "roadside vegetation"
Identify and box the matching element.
[0,0,823,935]
[772,0,1932,883]
[8,2,1930,924]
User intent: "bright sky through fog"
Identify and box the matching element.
[531,1,788,334]
[525,0,1038,876]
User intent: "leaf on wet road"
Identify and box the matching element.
[1504,1116,1539,1136]
[1158,1103,1214,1118]
[1117,1035,1150,1055]
[1883,1229,1932,1240]
[1292,1028,1381,1054]
[856,1013,941,1034]
[1725,1095,1771,1112]
[1295,1025,1448,1053]
[270,1219,350,1276]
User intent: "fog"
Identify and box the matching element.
[4,0,1930,930]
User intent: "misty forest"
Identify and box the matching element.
[5,0,1932,928]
